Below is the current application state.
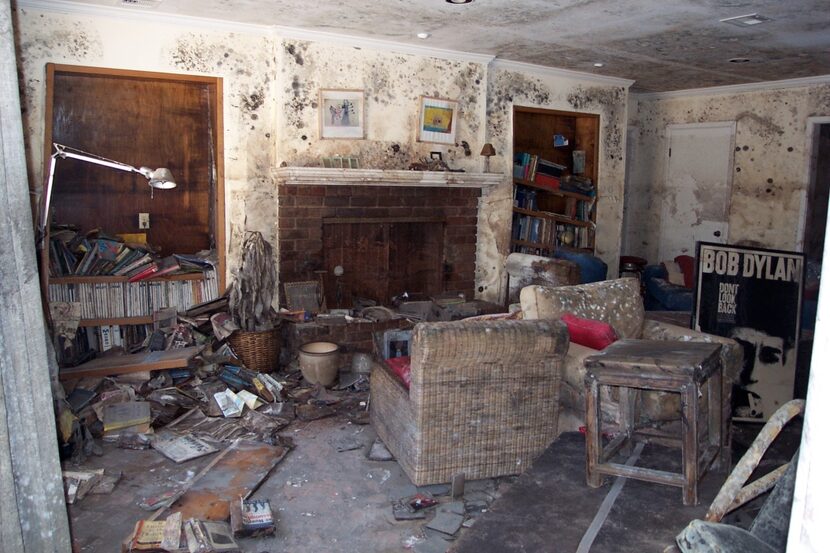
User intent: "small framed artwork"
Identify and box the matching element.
[418,96,459,144]
[319,89,364,139]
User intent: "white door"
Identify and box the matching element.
[657,122,735,260]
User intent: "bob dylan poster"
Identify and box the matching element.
[692,242,804,421]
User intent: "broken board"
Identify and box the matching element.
[157,439,286,521]
[59,346,203,380]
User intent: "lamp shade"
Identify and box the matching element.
[145,167,177,189]
[480,143,496,157]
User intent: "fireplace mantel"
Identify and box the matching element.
[274,166,503,188]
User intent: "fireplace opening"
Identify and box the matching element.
[278,183,480,310]
[322,217,446,308]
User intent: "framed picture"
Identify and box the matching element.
[418,96,459,144]
[319,89,364,139]
[692,242,804,421]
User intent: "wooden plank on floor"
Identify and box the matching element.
[159,439,287,521]
[59,346,203,380]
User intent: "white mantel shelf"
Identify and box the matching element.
[274,167,503,188]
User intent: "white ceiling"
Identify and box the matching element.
[29,0,830,92]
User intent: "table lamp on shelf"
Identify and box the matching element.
[38,143,177,247]
[480,143,496,173]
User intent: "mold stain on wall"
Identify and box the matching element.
[480,69,629,301]
[275,38,487,172]
[626,83,830,260]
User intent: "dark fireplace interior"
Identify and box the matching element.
[322,219,446,308]
[278,184,480,309]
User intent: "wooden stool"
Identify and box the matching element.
[584,339,726,505]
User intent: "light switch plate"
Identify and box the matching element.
[138,213,150,229]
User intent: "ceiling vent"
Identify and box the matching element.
[720,13,771,27]
[118,0,162,8]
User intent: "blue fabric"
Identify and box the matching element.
[643,264,693,311]
[553,250,607,283]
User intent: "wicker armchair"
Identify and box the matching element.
[370,318,568,486]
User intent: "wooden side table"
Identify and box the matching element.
[584,339,725,505]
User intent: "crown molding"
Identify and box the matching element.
[15,0,495,64]
[634,74,830,101]
[490,58,635,89]
[15,0,273,35]
[273,26,495,65]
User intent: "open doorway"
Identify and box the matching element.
[795,119,830,399]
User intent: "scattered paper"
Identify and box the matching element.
[236,390,264,410]
[214,389,244,418]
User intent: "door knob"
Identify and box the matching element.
[714,230,722,237]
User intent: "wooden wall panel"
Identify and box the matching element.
[45,65,221,261]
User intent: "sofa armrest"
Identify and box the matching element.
[642,319,742,384]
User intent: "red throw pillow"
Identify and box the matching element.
[674,255,695,289]
[385,356,412,389]
[561,313,618,350]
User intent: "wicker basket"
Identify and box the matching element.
[228,326,281,372]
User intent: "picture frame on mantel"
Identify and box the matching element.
[418,96,459,144]
[319,89,364,139]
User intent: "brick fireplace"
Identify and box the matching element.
[275,168,500,309]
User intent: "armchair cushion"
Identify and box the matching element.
[385,356,412,389]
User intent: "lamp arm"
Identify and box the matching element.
[55,145,142,175]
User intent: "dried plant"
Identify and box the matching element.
[229,231,278,331]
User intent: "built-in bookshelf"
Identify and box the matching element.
[47,270,220,327]
[40,64,226,361]
[511,107,599,255]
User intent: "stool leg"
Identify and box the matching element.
[709,366,725,471]
[619,387,636,455]
[681,383,699,506]
[585,375,603,488]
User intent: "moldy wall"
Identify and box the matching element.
[625,84,830,262]
[15,7,278,274]
[13,6,630,303]
[480,64,630,299]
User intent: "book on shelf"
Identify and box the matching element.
[153,255,181,279]
[116,253,154,276]
[128,262,160,283]
[514,152,568,184]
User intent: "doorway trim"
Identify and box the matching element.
[796,116,830,252]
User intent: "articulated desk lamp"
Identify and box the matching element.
[38,143,177,245]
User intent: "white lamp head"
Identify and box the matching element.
[139,166,177,189]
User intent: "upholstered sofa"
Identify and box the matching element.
[370,318,568,485]
[520,278,742,432]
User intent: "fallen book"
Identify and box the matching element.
[152,433,218,464]
[103,401,152,432]
[230,497,275,538]
[184,519,240,553]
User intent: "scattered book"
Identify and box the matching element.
[103,401,151,433]
[230,497,275,538]
[151,433,218,463]
[184,519,240,553]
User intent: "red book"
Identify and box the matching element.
[128,262,159,282]
[151,256,181,279]
[534,173,560,189]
